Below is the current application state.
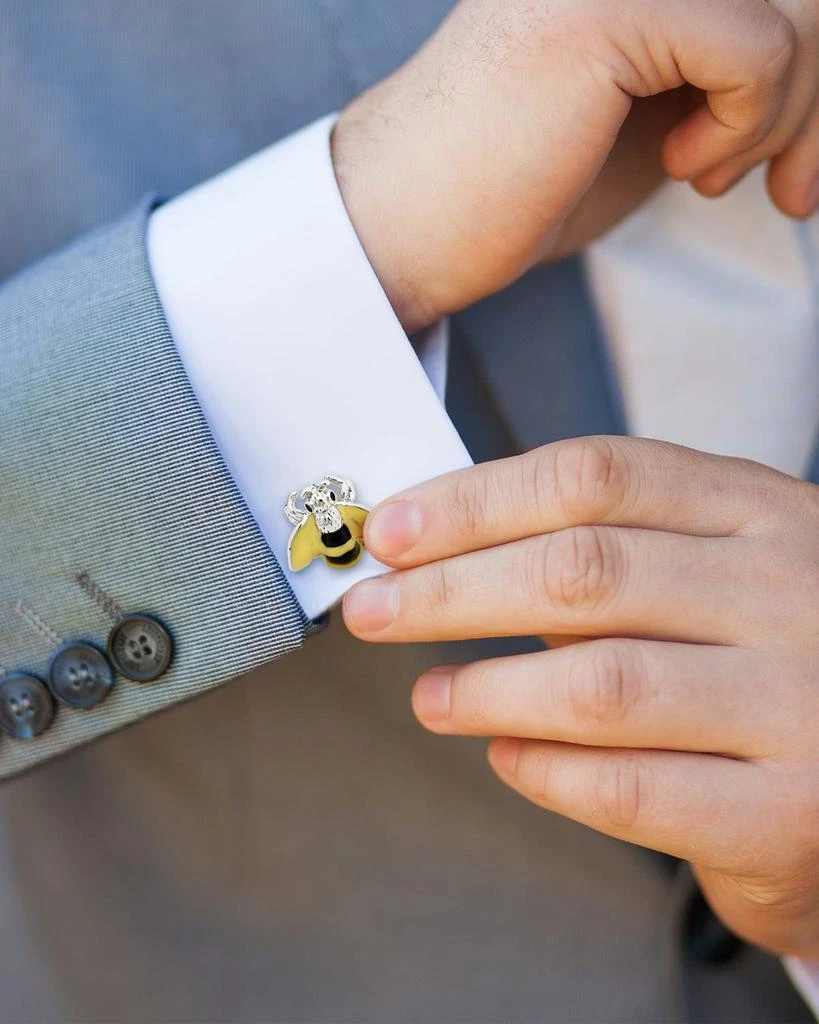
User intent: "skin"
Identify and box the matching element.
[343,438,819,961]
[332,0,819,961]
[332,0,819,333]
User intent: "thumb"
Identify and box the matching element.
[649,0,798,180]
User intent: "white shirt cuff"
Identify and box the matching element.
[784,957,819,1018]
[146,114,472,621]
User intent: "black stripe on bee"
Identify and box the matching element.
[325,544,362,566]
[321,524,352,549]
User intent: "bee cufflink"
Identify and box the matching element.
[284,475,370,571]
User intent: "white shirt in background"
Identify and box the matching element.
[587,165,819,478]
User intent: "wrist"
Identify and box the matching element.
[331,97,439,335]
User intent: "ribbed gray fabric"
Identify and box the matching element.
[0,200,307,777]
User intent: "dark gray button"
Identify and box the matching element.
[108,614,173,682]
[0,674,54,739]
[49,643,114,709]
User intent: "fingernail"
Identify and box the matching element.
[412,667,452,723]
[366,500,422,557]
[490,737,521,777]
[343,576,399,633]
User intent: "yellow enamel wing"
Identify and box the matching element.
[284,475,370,571]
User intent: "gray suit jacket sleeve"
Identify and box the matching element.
[0,199,311,779]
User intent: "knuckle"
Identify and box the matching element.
[569,641,639,726]
[518,746,558,806]
[550,437,627,523]
[449,473,486,544]
[539,525,622,613]
[591,753,645,832]
[448,663,492,731]
[725,873,806,914]
[759,12,797,79]
[749,12,797,97]
[422,559,458,615]
[715,11,797,144]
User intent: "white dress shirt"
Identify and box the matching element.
[146,114,819,1015]
[147,115,471,622]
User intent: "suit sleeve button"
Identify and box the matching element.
[108,614,173,682]
[0,674,55,739]
[49,643,114,709]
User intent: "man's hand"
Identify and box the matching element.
[343,438,819,960]
[332,0,819,332]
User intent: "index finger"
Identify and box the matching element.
[364,436,792,567]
